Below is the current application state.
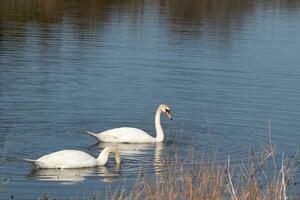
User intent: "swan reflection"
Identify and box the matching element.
[94,142,156,156]
[93,142,164,175]
[26,165,120,184]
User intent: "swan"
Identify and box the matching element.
[24,147,120,169]
[86,104,172,143]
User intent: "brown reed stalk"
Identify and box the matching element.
[110,138,299,200]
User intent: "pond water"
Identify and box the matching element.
[1,0,300,199]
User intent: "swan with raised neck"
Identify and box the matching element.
[86,104,172,143]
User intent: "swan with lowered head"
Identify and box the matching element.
[24,147,120,169]
[86,104,172,143]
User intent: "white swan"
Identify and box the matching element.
[86,104,172,143]
[24,147,120,169]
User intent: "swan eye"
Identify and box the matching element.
[165,109,170,113]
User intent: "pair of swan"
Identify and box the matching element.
[25,104,172,169]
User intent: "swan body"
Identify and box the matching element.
[87,104,172,143]
[24,147,120,169]
[87,128,155,143]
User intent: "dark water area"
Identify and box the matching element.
[1,0,300,198]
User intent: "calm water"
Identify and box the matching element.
[1,0,300,198]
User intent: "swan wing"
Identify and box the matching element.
[99,127,155,143]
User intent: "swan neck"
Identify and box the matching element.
[97,148,121,165]
[155,107,164,142]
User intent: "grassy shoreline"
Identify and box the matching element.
[107,144,299,200]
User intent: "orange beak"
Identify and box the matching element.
[166,111,172,120]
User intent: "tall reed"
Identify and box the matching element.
[110,139,299,200]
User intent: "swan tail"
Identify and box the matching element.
[24,158,36,162]
[24,158,44,168]
[24,158,38,165]
[86,131,100,140]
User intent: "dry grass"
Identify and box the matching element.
[109,136,299,200]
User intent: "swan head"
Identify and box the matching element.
[107,148,121,165]
[159,104,172,120]
[114,150,121,164]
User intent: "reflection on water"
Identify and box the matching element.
[94,142,162,157]
[27,165,121,184]
[93,142,164,175]
[1,0,300,41]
